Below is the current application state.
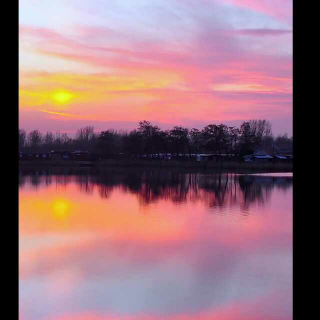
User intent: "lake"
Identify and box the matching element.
[19,168,293,320]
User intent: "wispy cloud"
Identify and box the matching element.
[39,109,83,118]
[230,28,292,36]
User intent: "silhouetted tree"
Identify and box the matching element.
[202,124,227,155]
[239,120,273,156]
[274,133,292,146]
[44,132,54,145]
[75,126,97,151]
[248,119,272,144]
[76,126,95,142]
[138,121,161,156]
[27,130,42,150]
[229,126,241,157]
[239,122,255,156]
[169,126,189,155]
[19,129,27,150]
[98,130,118,154]
[188,128,202,155]
[123,130,144,156]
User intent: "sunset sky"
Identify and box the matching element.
[19,0,292,136]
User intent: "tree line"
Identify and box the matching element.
[19,120,292,157]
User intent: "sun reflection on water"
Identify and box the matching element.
[51,198,71,220]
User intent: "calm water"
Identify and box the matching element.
[19,169,293,320]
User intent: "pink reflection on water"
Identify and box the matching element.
[19,173,292,320]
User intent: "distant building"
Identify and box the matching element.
[243,148,273,162]
[19,152,50,160]
[243,141,293,163]
[196,154,215,161]
[48,150,90,161]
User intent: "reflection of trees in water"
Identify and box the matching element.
[44,174,52,187]
[98,185,113,199]
[237,175,292,211]
[19,173,26,188]
[75,175,95,195]
[19,169,292,210]
[54,175,73,189]
[136,171,191,205]
[198,174,234,209]
[238,176,272,211]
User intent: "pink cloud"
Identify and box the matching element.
[43,291,291,320]
[216,0,292,24]
[229,29,292,37]
[19,20,292,134]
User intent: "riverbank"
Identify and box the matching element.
[19,159,292,173]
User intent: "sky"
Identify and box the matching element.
[19,0,292,136]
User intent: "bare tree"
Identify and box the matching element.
[138,121,161,155]
[248,119,273,142]
[76,126,95,142]
[188,128,202,154]
[28,130,42,150]
[19,129,27,150]
[44,132,54,145]
[169,126,189,155]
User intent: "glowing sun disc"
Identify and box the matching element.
[52,91,74,104]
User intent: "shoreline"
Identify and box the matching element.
[19,159,292,174]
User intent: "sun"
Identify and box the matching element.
[52,90,74,104]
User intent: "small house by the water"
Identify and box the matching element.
[243,148,273,162]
